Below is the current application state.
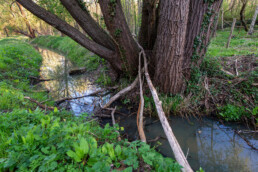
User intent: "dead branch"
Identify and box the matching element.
[147,136,160,143]
[137,51,147,142]
[111,106,117,126]
[139,45,193,172]
[24,96,56,111]
[103,77,139,108]
[56,86,118,105]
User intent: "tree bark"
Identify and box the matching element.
[99,0,139,75]
[16,0,122,73]
[4,27,9,37]
[153,0,190,94]
[60,0,115,50]
[248,5,258,35]
[240,0,248,32]
[154,0,222,93]
[226,18,236,48]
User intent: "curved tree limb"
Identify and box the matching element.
[15,0,120,70]
[60,0,115,50]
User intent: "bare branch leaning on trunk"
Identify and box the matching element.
[138,44,193,172]
[137,51,147,142]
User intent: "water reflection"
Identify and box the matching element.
[38,48,258,172]
[39,48,109,115]
[118,115,258,172]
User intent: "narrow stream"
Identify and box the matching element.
[39,48,258,172]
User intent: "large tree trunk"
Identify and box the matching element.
[153,0,223,94]
[16,0,222,94]
[153,0,190,94]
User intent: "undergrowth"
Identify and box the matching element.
[144,30,257,127]
[0,38,181,171]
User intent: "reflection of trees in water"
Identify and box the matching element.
[197,122,252,172]
[40,49,98,100]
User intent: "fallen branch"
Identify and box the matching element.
[140,45,193,172]
[111,106,117,126]
[103,77,139,108]
[29,76,54,82]
[55,86,118,105]
[137,51,146,142]
[24,96,56,111]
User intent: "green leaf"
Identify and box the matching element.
[115,145,122,157]
[80,138,89,155]
[67,150,82,162]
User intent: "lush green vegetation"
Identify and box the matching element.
[0,38,181,171]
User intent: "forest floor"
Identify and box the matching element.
[0,38,181,171]
[30,28,258,129]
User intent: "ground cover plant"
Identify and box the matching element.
[0,38,181,171]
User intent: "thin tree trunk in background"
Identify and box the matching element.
[4,27,9,37]
[221,9,224,30]
[248,5,258,35]
[226,18,236,48]
[16,2,36,38]
[212,12,220,37]
[240,0,248,32]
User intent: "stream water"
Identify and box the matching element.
[39,48,258,172]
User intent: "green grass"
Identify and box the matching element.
[207,29,258,57]
[31,36,105,71]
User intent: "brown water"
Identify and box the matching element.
[39,48,258,172]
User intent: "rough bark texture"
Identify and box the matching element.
[99,0,139,75]
[153,0,222,93]
[248,5,258,35]
[240,0,248,32]
[16,0,122,73]
[16,0,223,94]
[153,0,190,94]
[138,0,159,50]
[60,0,115,50]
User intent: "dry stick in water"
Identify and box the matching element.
[139,46,193,172]
[55,86,118,105]
[137,51,147,142]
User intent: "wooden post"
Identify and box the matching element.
[248,5,258,35]
[226,18,236,48]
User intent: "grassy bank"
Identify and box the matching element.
[31,36,105,71]
[0,38,181,171]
